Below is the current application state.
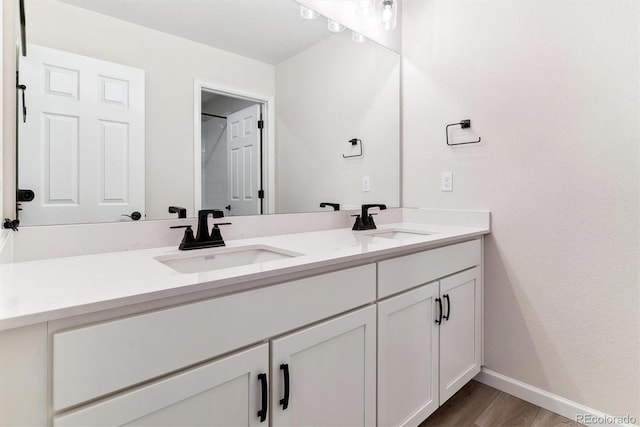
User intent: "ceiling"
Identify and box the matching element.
[58,0,334,64]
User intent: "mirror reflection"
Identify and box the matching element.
[16,0,400,226]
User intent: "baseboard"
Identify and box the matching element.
[475,368,638,427]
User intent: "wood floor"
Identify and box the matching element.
[418,381,583,427]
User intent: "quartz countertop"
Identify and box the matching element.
[0,222,489,331]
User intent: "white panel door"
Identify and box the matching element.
[377,282,440,427]
[271,306,376,427]
[54,344,269,427]
[18,44,145,225]
[227,104,260,216]
[439,267,482,404]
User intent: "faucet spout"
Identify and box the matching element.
[195,209,225,243]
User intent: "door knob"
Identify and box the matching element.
[122,211,142,221]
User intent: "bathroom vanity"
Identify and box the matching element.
[0,213,489,427]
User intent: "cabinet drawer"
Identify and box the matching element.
[55,344,268,426]
[377,240,481,298]
[53,265,376,411]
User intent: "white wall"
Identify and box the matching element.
[276,31,400,212]
[2,0,275,220]
[403,0,639,419]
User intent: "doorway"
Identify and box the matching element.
[194,82,272,217]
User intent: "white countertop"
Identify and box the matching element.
[0,222,489,331]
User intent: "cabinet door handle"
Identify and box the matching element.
[280,363,290,410]
[435,298,443,325]
[443,294,451,321]
[257,373,268,422]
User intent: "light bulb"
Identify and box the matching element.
[327,19,345,33]
[352,31,366,43]
[381,0,397,30]
[300,5,319,20]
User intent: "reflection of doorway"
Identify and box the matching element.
[225,104,261,216]
[195,82,272,216]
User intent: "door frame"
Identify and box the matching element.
[193,79,275,215]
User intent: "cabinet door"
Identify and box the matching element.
[378,282,440,427]
[439,267,482,404]
[54,344,269,427]
[271,306,376,427]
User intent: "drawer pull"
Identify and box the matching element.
[435,298,443,325]
[280,363,290,410]
[443,294,451,321]
[257,373,268,422]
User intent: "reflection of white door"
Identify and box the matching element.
[18,44,145,226]
[227,104,260,216]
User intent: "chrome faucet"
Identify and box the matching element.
[352,204,387,230]
[171,209,230,250]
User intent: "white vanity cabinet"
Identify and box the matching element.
[49,265,376,426]
[377,282,440,427]
[51,265,376,412]
[55,306,376,427]
[377,240,482,427]
[54,344,269,426]
[271,306,376,427]
[438,267,482,403]
[0,236,485,427]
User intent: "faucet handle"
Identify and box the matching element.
[351,215,366,231]
[212,222,232,229]
[170,225,195,249]
[211,222,232,243]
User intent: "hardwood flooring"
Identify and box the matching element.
[418,381,583,427]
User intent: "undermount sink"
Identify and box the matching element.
[367,229,436,240]
[155,245,303,274]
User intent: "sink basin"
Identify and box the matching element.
[155,245,303,274]
[367,229,436,240]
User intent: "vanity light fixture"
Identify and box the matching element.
[299,5,319,20]
[352,31,366,43]
[327,19,346,32]
[381,0,397,31]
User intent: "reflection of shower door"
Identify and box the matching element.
[18,44,145,225]
[226,105,260,216]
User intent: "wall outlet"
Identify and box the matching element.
[441,172,453,192]
[362,176,371,192]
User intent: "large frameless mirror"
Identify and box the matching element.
[13,0,400,226]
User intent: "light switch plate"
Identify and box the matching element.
[362,176,371,192]
[441,172,453,192]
